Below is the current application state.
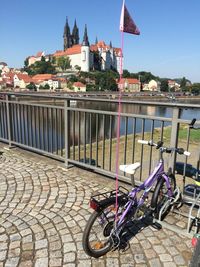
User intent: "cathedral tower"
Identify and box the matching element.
[81,24,90,72]
[72,19,79,45]
[63,17,72,50]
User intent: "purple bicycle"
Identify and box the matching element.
[82,140,190,258]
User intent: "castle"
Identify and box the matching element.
[28,18,122,73]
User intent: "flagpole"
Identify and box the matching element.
[115,0,125,222]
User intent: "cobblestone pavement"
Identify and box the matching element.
[0,143,194,267]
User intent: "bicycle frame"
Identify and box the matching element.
[116,159,173,229]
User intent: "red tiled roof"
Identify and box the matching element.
[32,74,54,82]
[16,73,33,83]
[73,82,86,87]
[90,41,110,52]
[54,45,81,57]
[118,78,140,84]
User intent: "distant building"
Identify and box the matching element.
[117,78,140,92]
[0,62,7,70]
[168,80,180,91]
[32,74,62,90]
[13,73,33,88]
[0,62,10,74]
[27,51,45,66]
[73,81,86,92]
[142,80,160,91]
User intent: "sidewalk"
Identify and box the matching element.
[0,143,193,267]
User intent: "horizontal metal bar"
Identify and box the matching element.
[1,92,200,108]
[67,107,173,122]
[7,101,64,110]
[9,141,64,161]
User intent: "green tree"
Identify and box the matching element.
[23,57,56,75]
[57,56,71,71]
[123,69,131,78]
[26,82,37,91]
[94,70,118,91]
[43,83,50,90]
[160,79,169,92]
[191,83,200,95]
[180,77,186,87]
[75,65,81,72]
[69,75,78,83]
[24,57,29,67]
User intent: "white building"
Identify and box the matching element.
[27,20,122,73]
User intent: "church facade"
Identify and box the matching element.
[53,18,122,72]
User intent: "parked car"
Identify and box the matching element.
[175,162,200,179]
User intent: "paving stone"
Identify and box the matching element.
[174,254,186,265]
[144,249,157,259]
[35,239,48,250]
[106,258,119,267]
[134,254,146,264]
[0,250,7,261]
[35,258,48,267]
[149,258,162,267]
[159,253,173,262]
[64,252,76,263]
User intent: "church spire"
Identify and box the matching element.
[63,17,72,50]
[82,24,89,46]
[72,19,79,45]
[95,36,98,44]
[109,41,112,48]
[63,17,70,37]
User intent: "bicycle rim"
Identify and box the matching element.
[82,199,125,258]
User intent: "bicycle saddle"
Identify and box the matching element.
[119,162,141,175]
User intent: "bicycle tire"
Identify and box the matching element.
[82,197,125,258]
[151,174,176,220]
[190,239,200,267]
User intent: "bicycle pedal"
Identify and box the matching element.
[152,221,162,230]
[120,241,130,252]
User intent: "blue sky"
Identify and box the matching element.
[1,0,200,82]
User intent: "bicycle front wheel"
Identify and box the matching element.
[82,197,125,258]
[151,174,176,220]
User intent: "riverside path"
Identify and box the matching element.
[0,142,194,267]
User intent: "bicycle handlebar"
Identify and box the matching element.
[138,140,191,156]
[189,118,200,129]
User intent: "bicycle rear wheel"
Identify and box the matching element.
[151,174,176,220]
[82,197,125,258]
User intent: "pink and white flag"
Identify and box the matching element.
[120,0,140,35]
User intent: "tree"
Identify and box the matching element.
[180,77,187,88]
[69,75,78,83]
[160,79,169,92]
[191,83,200,95]
[94,71,118,91]
[43,83,50,90]
[57,56,71,71]
[75,65,81,72]
[123,69,131,78]
[23,57,56,75]
[24,57,29,67]
[26,82,37,91]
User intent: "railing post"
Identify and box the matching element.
[6,95,12,147]
[170,107,180,173]
[64,99,70,167]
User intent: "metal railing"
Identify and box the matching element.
[0,92,200,191]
